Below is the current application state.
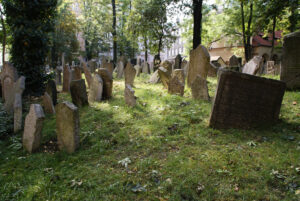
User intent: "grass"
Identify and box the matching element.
[0,74,299,201]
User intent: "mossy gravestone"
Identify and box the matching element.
[124,84,137,107]
[124,62,136,86]
[45,80,57,105]
[209,70,286,129]
[23,104,45,153]
[56,102,80,153]
[70,79,89,107]
[63,65,72,92]
[88,74,103,102]
[97,68,113,100]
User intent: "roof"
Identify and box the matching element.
[211,56,225,63]
[252,31,282,47]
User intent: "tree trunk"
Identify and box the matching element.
[112,0,117,65]
[144,36,148,62]
[270,15,276,58]
[157,35,163,58]
[246,0,253,61]
[192,0,203,49]
[240,1,247,62]
[0,8,6,65]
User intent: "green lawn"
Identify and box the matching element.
[1,74,299,201]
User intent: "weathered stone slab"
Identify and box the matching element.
[63,65,72,92]
[43,92,55,114]
[1,62,18,102]
[149,70,160,84]
[208,63,218,77]
[175,54,182,69]
[280,31,300,89]
[242,56,263,75]
[191,75,210,101]
[88,74,103,102]
[82,62,93,89]
[124,62,136,86]
[56,102,80,153]
[142,62,149,74]
[158,67,171,89]
[229,55,240,67]
[103,62,114,76]
[23,104,45,153]
[73,66,82,80]
[14,93,22,133]
[46,80,57,105]
[134,65,142,77]
[168,69,185,96]
[88,60,97,73]
[182,60,189,78]
[55,67,62,85]
[70,79,89,107]
[209,70,286,129]
[187,45,210,87]
[97,68,113,100]
[116,61,124,78]
[4,76,25,114]
[124,84,137,107]
[266,61,275,74]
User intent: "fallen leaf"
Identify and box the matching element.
[292,101,297,105]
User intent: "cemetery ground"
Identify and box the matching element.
[0,74,300,201]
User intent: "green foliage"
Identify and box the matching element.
[3,0,57,96]
[0,101,13,139]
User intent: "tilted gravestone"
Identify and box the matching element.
[97,68,113,100]
[134,65,142,77]
[116,61,124,78]
[229,55,240,67]
[22,104,45,153]
[124,84,137,107]
[209,70,286,129]
[124,62,136,86]
[43,92,55,114]
[4,76,25,114]
[168,69,185,96]
[70,79,89,107]
[158,67,171,89]
[149,70,160,84]
[82,62,93,89]
[242,56,263,75]
[174,54,182,69]
[73,66,82,80]
[45,80,57,105]
[1,62,18,102]
[103,62,114,76]
[63,65,72,92]
[187,45,210,87]
[88,74,103,102]
[142,62,150,74]
[191,75,210,101]
[56,101,80,153]
[280,31,300,89]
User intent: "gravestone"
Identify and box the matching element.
[174,54,182,69]
[56,102,80,153]
[97,68,113,100]
[55,67,62,85]
[153,54,161,72]
[103,62,114,76]
[142,62,150,74]
[229,55,240,67]
[73,66,82,80]
[187,45,210,87]
[45,80,57,105]
[4,76,25,114]
[208,63,218,77]
[124,62,136,86]
[82,62,93,88]
[88,74,103,102]
[182,60,189,78]
[22,104,45,153]
[267,61,275,75]
[191,75,210,101]
[116,61,124,78]
[149,70,160,84]
[43,92,55,114]
[209,69,286,129]
[158,67,171,89]
[63,65,72,92]
[70,79,89,107]
[0,80,2,98]
[124,84,137,107]
[1,62,18,102]
[88,60,97,73]
[168,69,185,96]
[14,93,22,133]
[242,56,263,75]
[134,65,142,77]
[280,31,300,89]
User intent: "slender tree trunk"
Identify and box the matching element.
[144,36,148,62]
[271,15,276,58]
[246,0,253,61]
[192,0,203,49]
[157,35,163,58]
[240,1,247,62]
[0,9,6,65]
[112,0,117,65]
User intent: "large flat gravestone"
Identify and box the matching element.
[97,68,113,100]
[23,104,45,153]
[280,31,300,89]
[63,65,72,92]
[242,56,263,75]
[56,102,80,153]
[124,62,136,86]
[70,79,89,107]
[191,75,210,101]
[209,70,286,129]
[88,74,103,102]
[187,45,210,87]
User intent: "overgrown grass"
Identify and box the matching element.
[1,74,299,201]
